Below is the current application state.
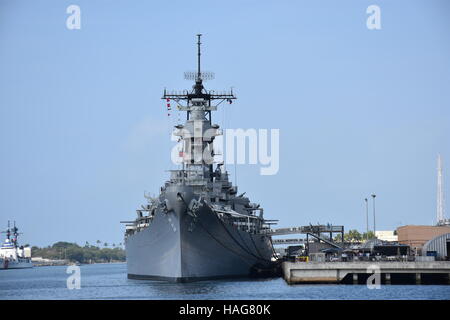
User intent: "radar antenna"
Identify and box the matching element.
[197,33,201,79]
[163,34,236,123]
[184,34,215,82]
[1,220,11,240]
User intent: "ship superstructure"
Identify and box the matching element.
[123,35,277,281]
[0,221,32,269]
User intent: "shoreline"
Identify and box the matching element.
[32,261,125,267]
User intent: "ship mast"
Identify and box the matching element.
[163,34,236,123]
[197,34,201,80]
[12,221,19,247]
[162,35,236,184]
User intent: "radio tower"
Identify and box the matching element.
[437,154,446,225]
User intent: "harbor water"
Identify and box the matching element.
[0,263,449,300]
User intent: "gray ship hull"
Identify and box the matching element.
[124,35,279,282]
[126,190,275,282]
[0,259,33,269]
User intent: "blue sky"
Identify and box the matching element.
[0,0,449,246]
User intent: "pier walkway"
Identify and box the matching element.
[282,261,450,285]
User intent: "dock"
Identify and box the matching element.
[282,261,450,285]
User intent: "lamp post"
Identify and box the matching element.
[364,198,369,240]
[371,194,376,239]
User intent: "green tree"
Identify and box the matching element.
[66,247,84,263]
[345,229,362,242]
[362,231,375,240]
[30,241,126,264]
[337,230,364,242]
[52,241,78,249]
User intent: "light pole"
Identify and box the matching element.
[364,198,369,240]
[371,194,376,239]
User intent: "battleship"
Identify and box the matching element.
[123,35,278,281]
[0,221,32,270]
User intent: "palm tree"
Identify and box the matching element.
[96,240,101,248]
[363,231,375,240]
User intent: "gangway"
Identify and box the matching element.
[264,224,345,251]
[272,238,306,245]
[262,224,344,238]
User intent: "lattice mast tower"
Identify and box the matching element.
[437,154,445,225]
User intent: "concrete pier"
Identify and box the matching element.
[385,273,391,284]
[282,261,450,284]
[352,273,358,284]
[416,273,421,285]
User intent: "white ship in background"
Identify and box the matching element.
[0,221,32,269]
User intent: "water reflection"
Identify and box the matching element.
[125,276,282,299]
